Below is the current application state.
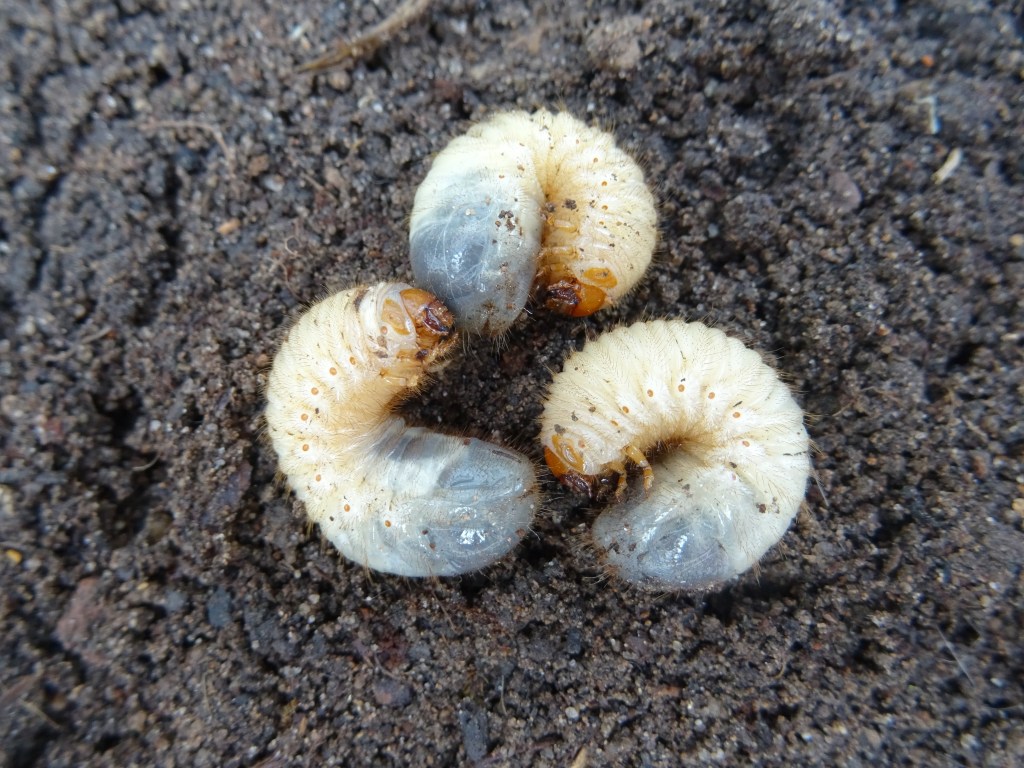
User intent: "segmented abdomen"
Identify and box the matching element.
[540,319,810,590]
[409,110,657,335]
[266,282,538,577]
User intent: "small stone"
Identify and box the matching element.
[565,627,583,656]
[246,154,270,177]
[371,677,413,708]
[165,589,187,613]
[326,69,351,92]
[586,15,650,73]
[459,703,489,763]
[828,170,862,213]
[207,586,232,628]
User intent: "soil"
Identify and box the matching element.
[2,0,1023,765]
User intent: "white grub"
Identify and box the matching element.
[265,282,538,577]
[540,320,811,591]
[409,110,657,335]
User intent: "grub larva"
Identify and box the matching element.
[265,282,539,577]
[409,109,657,335]
[540,320,811,591]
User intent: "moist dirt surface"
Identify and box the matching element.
[2,1,1024,765]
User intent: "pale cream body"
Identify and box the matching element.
[540,320,810,590]
[266,282,538,577]
[409,110,657,334]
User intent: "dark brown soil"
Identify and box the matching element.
[2,1,1023,765]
